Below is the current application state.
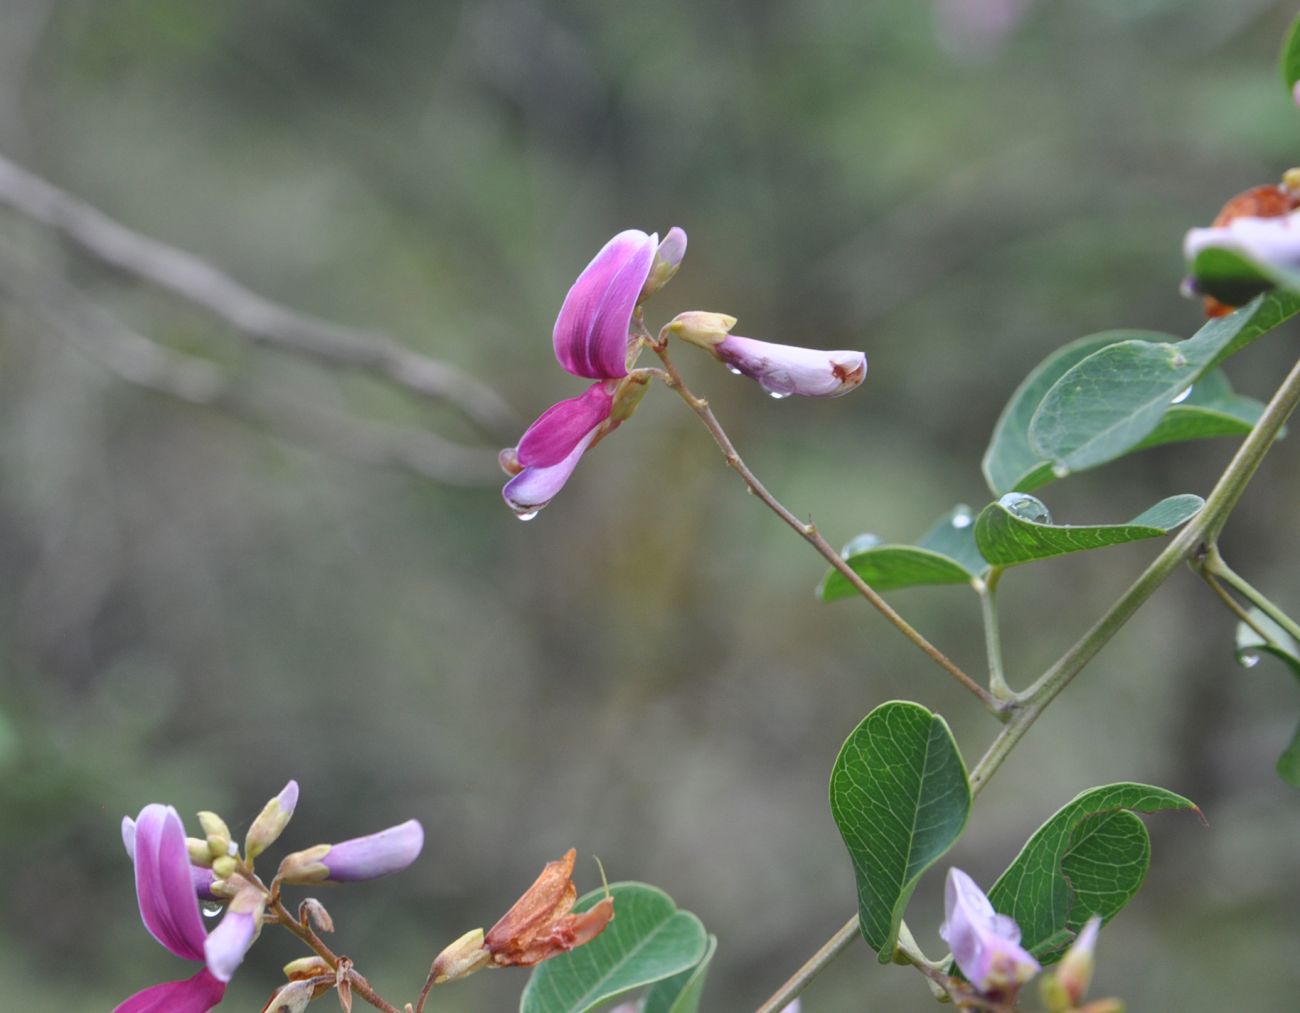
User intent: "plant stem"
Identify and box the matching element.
[1201,543,1300,642]
[269,897,401,1013]
[754,916,860,1013]
[979,569,1012,700]
[1196,566,1274,643]
[753,353,1300,1011]
[648,332,996,711]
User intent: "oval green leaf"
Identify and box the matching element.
[820,506,986,601]
[987,783,1198,963]
[982,332,1152,496]
[641,934,717,1013]
[1134,369,1269,450]
[1028,292,1300,474]
[973,493,1203,568]
[830,701,971,962]
[520,883,708,1013]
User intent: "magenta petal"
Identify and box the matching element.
[205,909,258,983]
[124,814,217,900]
[715,335,867,398]
[553,230,656,379]
[132,805,208,962]
[503,425,601,517]
[114,968,226,1013]
[516,382,615,469]
[321,819,424,882]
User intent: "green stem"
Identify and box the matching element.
[647,328,997,712]
[1202,544,1300,643]
[753,917,860,1013]
[755,353,1300,1011]
[980,569,1012,700]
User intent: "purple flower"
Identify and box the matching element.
[1184,210,1300,276]
[115,805,251,1012]
[502,228,674,516]
[278,819,425,885]
[939,868,1040,997]
[713,335,866,398]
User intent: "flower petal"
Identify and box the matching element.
[516,382,616,469]
[554,230,657,379]
[503,425,602,517]
[1184,210,1300,272]
[113,968,226,1013]
[714,335,866,398]
[124,812,219,905]
[939,869,1039,995]
[132,804,209,962]
[204,908,259,983]
[319,819,425,882]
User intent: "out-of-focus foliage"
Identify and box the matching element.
[2,1,1299,1009]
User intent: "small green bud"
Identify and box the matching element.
[212,854,238,880]
[667,311,737,349]
[245,780,299,862]
[198,811,233,860]
[187,837,215,867]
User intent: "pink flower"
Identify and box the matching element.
[502,229,677,517]
[115,804,255,1012]
[277,819,425,885]
[939,868,1040,998]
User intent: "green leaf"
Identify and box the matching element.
[520,883,708,1013]
[1282,13,1300,95]
[641,934,717,1013]
[1135,369,1269,450]
[830,701,971,962]
[973,493,1203,568]
[1028,292,1300,474]
[1236,607,1300,680]
[987,783,1199,963]
[982,333,1149,496]
[1278,723,1300,790]
[819,506,985,601]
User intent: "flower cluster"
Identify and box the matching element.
[500,227,868,517]
[115,782,423,1012]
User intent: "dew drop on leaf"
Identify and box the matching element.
[950,508,973,530]
[1238,650,1261,669]
[1171,385,1193,404]
[998,492,1052,524]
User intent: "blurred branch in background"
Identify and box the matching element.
[0,152,517,455]
[0,252,499,485]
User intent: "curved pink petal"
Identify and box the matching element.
[503,425,602,517]
[114,968,226,1013]
[320,819,425,882]
[132,805,208,962]
[553,230,656,379]
[205,908,259,983]
[516,382,616,469]
[123,817,217,900]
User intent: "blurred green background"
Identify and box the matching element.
[1,1,1298,1009]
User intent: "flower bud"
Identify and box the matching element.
[283,956,332,981]
[667,311,737,348]
[197,811,233,860]
[431,928,493,984]
[245,780,299,861]
[1055,915,1101,1005]
[262,979,327,1013]
[212,854,238,880]
[639,227,688,300]
[278,820,423,885]
[187,837,215,867]
[940,869,1039,999]
[607,371,652,427]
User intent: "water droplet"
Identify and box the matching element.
[1051,463,1070,479]
[767,390,791,400]
[999,492,1052,524]
[514,510,539,522]
[726,366,744,376]
[201,901,224,919]
[1171,385,1192,405]
[950,507,973,529]
[1238,650,1261,669]
[840,533,880,558]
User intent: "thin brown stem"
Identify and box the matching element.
[753,916,860,1013]
[649,334,996,712]
[269,897,401,1013]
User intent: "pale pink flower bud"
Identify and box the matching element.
[939,868,1040,998]
[278,819,424,885]
[713,335,866,398]
[640,226,688,300]
[245,780,299,861]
